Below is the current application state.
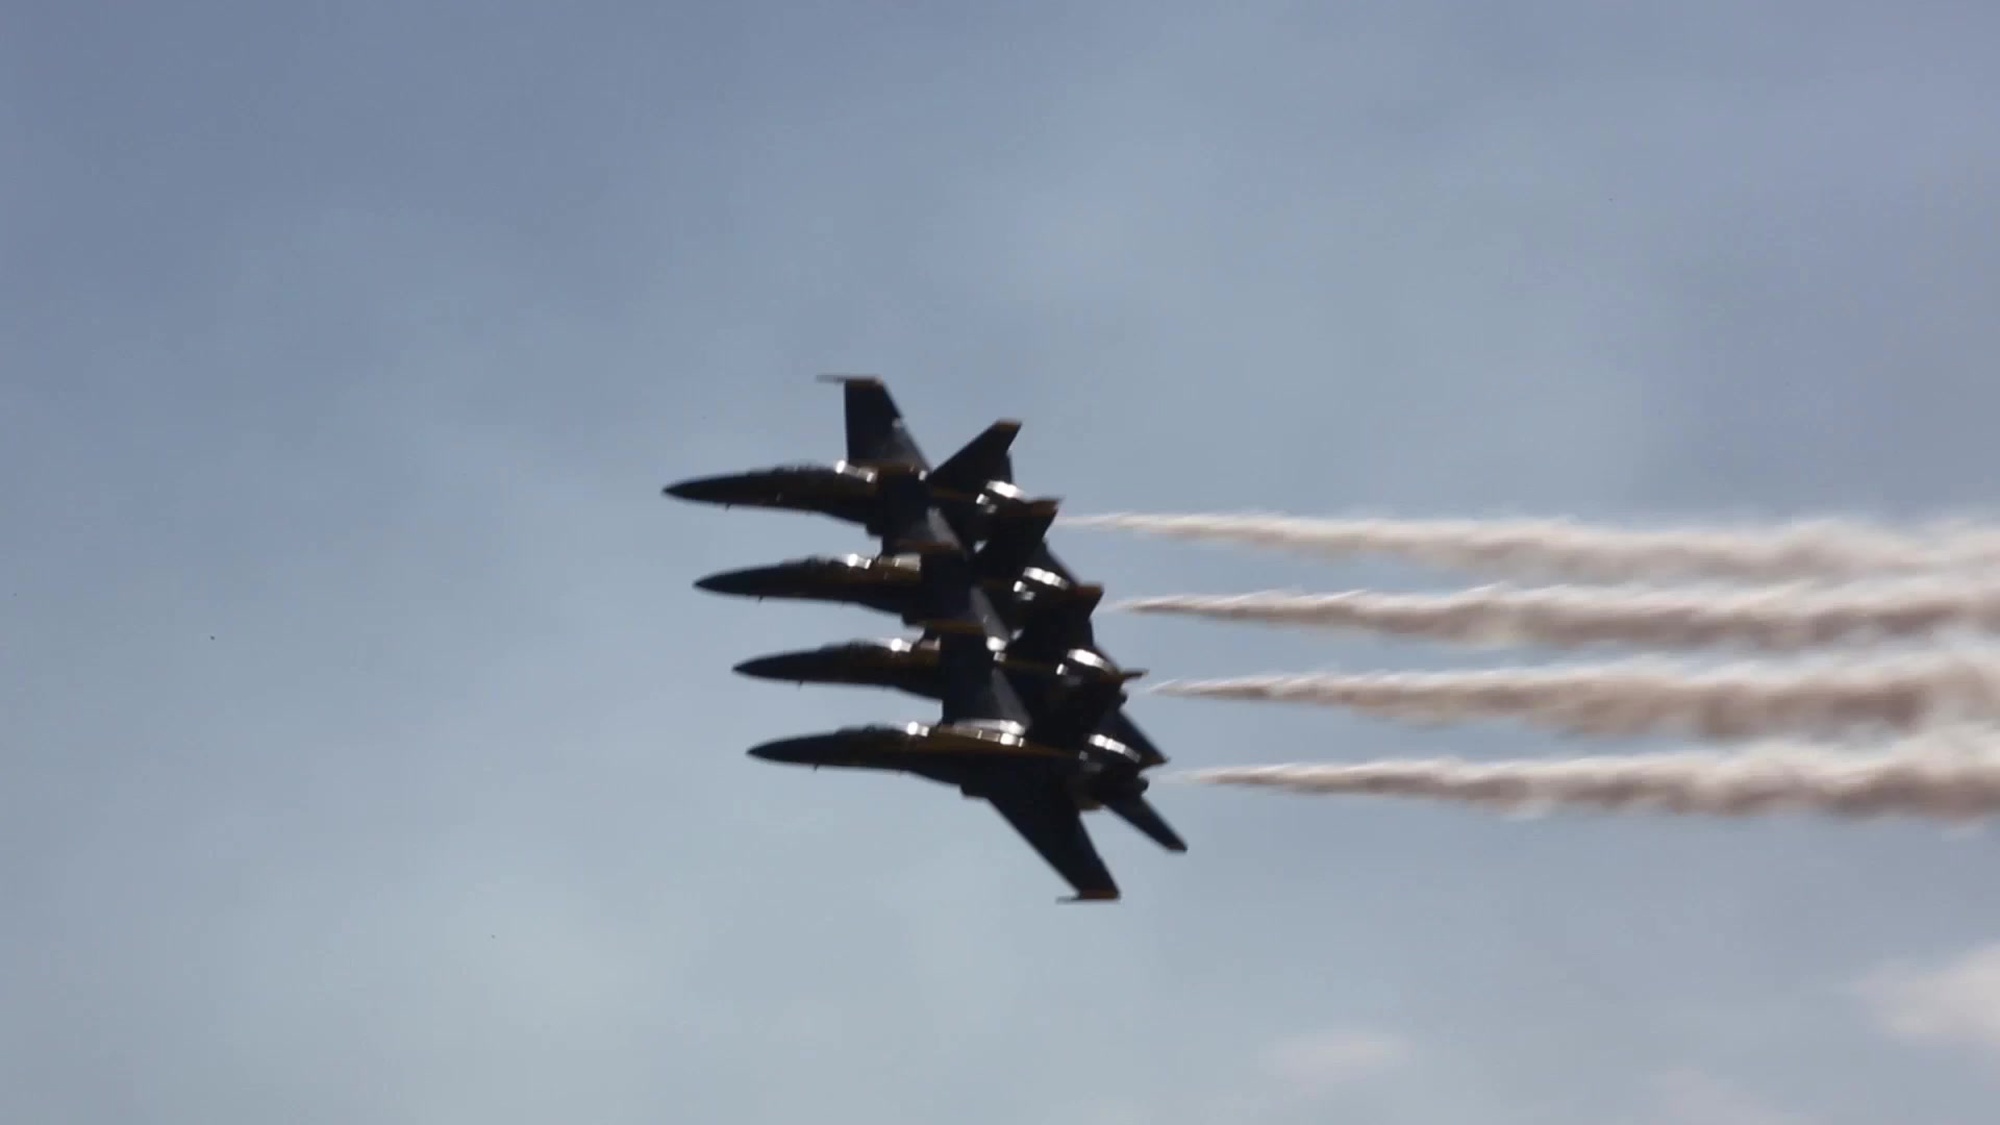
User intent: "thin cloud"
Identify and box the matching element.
[1258,1028,1412,1095]
[1855,943,2000,1058]
[1641,1068,1813,1125]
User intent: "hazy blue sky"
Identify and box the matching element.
[7,2,2000,1122]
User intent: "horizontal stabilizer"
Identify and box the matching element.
[1105,794,1187,852]
[1012,583,1107,663]
[973,500,1060,580]
[932,419,1021,497]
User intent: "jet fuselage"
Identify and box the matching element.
[665,462,1038,541]
[746,720,1152,811]
[733,639,1168,767]
[694,553,1083,625]
[696,553,921,617]
[664,462,878,520]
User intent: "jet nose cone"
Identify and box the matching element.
[694,567,769,596]
[663,474,741,503]
[733,652,814,681]
[746,733,841,765]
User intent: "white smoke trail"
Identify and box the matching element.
[1119,578,2000,652]
[1177,732,2000,821]
[1151,650,2000,740]
[1062,512,2000,582]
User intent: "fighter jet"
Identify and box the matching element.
[745,624,1184,902]
[692,500,1086,628]
[663,375,1036,546]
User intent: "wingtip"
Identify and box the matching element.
[816,372,883,387]
[1061,889,1121,903]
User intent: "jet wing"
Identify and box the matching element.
[983,775,1120,901]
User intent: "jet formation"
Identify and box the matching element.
[665,376,1185,902]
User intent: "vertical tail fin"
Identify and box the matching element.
[1011,584,1103,665]
[914,546,1018,637]
[914,546,976,625]
[932,625,1028,726]
[820,374,924,467]
[1026,672,1134,750]
[873,464,954,555]
[971,500,1059,582]
[930,420,1020,498]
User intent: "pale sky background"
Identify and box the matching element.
[6,2,2000,1122]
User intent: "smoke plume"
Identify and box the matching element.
[1178,733,2000,821]
[1119,578,2000,652]
[1151,650,2000,741]
[1064,512,2000,582]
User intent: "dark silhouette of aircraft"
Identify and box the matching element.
[746,620,1182,902]
[667,375,1182,900]
[730,553,1169,770]
[691,500,1093,628]
[663,375,1031,550]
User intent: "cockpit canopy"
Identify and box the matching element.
[837,720,928,737]
[1084,732,1142,765]
[1055,649,1116,677]
[1012,565,1072,593]
[757,460,874,479]
[825,460,880,481]
[777,552,915,571]
[940,718,1030,745]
